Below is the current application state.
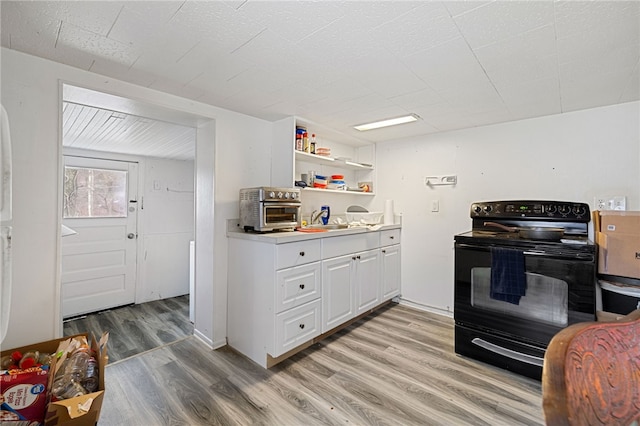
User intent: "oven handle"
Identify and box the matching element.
[263,202,302,207]
[455,243,594,261]
[471,338,544,367]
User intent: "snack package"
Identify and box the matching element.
[0,366,49,425]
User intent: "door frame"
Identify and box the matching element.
[57,81,217,347]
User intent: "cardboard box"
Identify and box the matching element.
[595,211,640,280]
[1,333,108,426]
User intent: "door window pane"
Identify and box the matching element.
[64,167,127,218]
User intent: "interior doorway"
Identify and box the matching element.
[59,84,205,354]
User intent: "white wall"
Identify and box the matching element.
[1,48,272,349]
[139,157,195,302]
[375,101,640,315]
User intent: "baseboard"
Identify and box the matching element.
[398,298,454,318]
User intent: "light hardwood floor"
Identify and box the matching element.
[99,303,544,425]
[63,295,193,363]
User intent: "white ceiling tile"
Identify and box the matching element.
[107,4,194,55]
[560,67,635,112]
[370,2,461,58]
[57,22,139,67]
[402,37,482,87]
[494,77,561,110]
[474,25,558,86]
[439,82,505,115]
[17,1,126,37]
[234,0,344,44]
[443,1,493,18]
[332,1,423,31]
[390,87,445,110]
[466,107,513,127]
[554,0,640,40]
[170,1,265,53]
[453,1,554,49]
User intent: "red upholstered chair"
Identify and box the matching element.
[542,309,640,425]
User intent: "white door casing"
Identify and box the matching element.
[61,156,138,318]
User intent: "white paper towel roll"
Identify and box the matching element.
[384,200,394,225]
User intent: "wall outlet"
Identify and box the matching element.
[594,195,627,211]
[612,196,626,210]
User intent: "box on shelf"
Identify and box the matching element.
[1,333,108,426]
[594,210,640,280]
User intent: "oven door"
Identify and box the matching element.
[262,202,300,229]
[454,241,595,347]
[454,241,595,379]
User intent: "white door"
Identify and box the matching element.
[61,156,138,318]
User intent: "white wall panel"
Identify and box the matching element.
[376,101,640,315]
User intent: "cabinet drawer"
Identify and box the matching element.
[277,239,321,269]
[380,229,401,246]
[322,233,379,259]
[276,262,321,313]
[273,299,322,357]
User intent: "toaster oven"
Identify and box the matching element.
[239,187,301,232]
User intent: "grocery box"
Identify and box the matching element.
[1,333,108,426]
[595,211,640,280]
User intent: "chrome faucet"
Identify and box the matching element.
[310,210,323,224]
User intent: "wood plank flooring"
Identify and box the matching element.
[63,295,192,363]
[99,303,544,425]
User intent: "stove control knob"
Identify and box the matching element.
[277,192,284,199]
[284,192,290,199]
[269,191,276,198]
[290,192,297,200]
[559,204,570,215]
[473,205,482,214]
[573,205,586,216]
[546,205,557,214]
[484,205,493,213]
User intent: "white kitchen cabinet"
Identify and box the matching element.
[227,225,401,368]
[355,249,381,314]
[380,229,401,301]
[272,116,376,194]
[381,245,401,301]
[227,237,323,368]
[322,247,380,332]
[322,254,354,332]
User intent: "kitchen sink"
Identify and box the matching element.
[304,223,349,230]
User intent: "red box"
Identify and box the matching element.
[1,366,50,424]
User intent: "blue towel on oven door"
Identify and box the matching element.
[490,247,527,305]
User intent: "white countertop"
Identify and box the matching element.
[227,223,401,244]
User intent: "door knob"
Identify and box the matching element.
[127,233,135,239]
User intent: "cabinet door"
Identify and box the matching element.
[322,254,354,332]
[355,249,381,315]
[381,245,401,300]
